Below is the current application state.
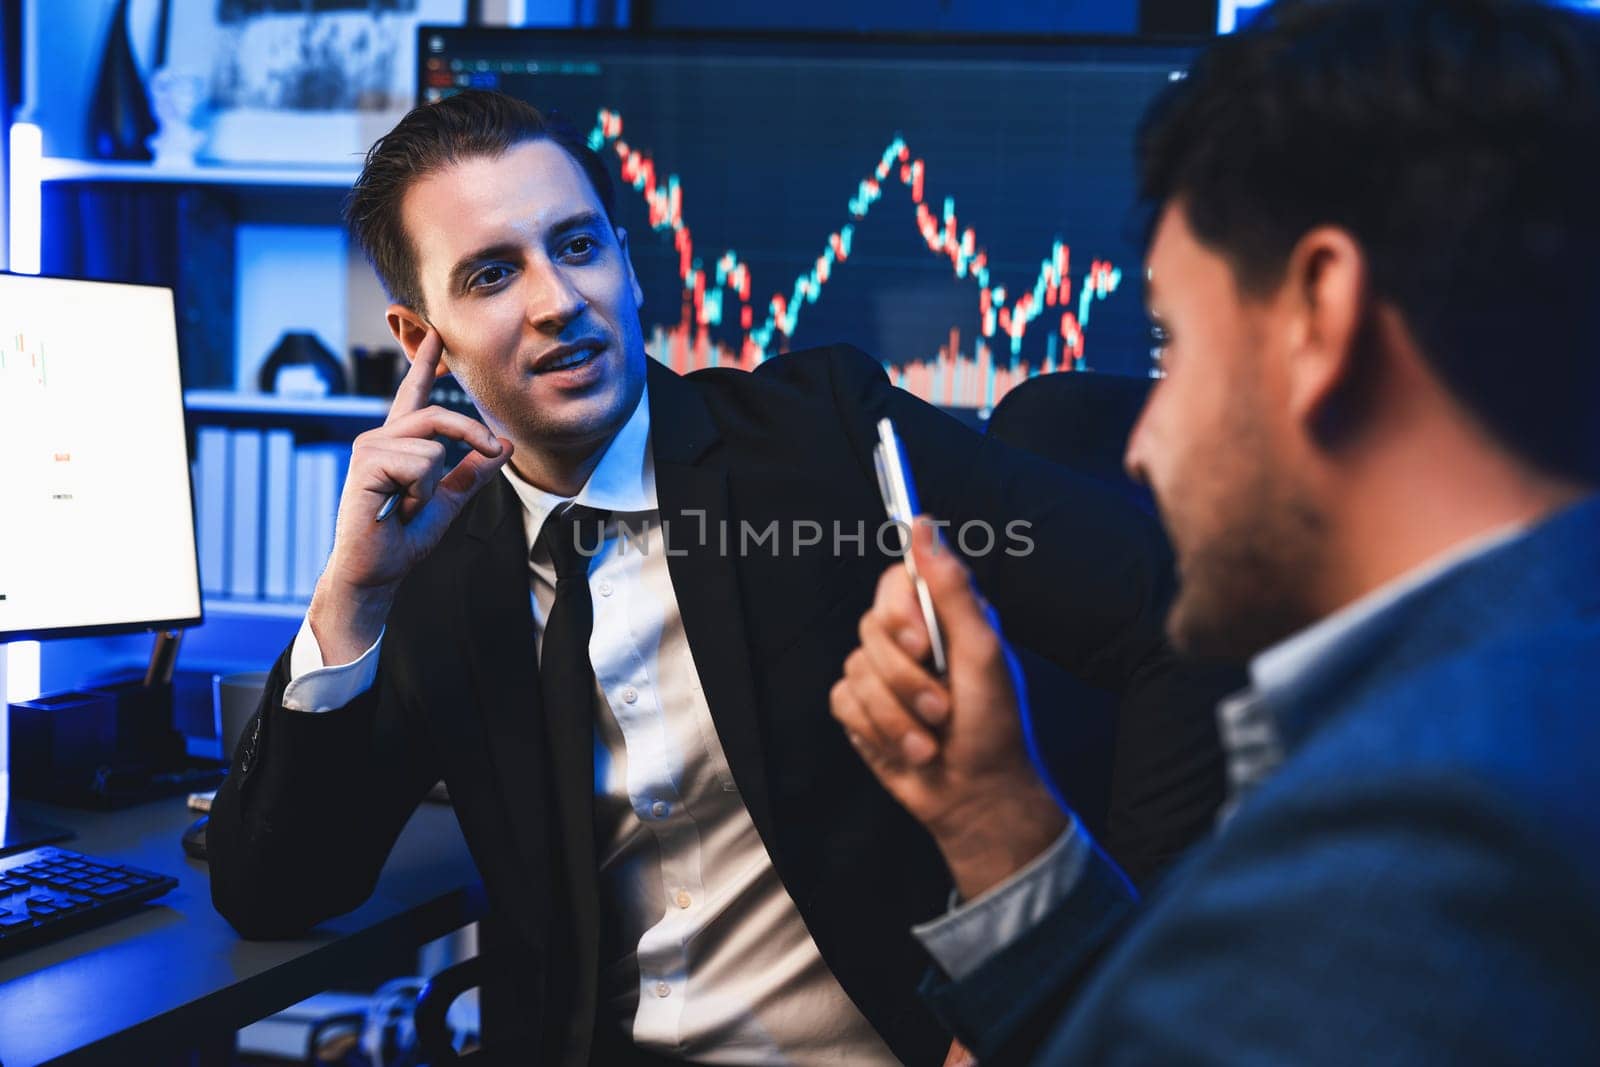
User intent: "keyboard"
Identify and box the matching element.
[0,847,178,957]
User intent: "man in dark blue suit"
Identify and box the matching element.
[831,0,1600,1062]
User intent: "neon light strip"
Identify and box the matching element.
[1217,0,1274,34]
[7,122,41,276]
[5,644,40,705]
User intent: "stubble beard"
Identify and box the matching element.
[1164,473,1325,664]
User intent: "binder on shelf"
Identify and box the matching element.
[292,446,323,600]
[293,442,348,600]
[195,426,230,596]
[262,429,296,600]
[316,446,348,584]
[227,429,263,599]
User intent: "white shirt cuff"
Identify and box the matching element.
[912,816,1090,981]
[282,614,384,713]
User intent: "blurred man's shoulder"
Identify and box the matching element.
[1287,617,1600,859]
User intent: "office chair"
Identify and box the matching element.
[415,937,550,1066]
[983,370,1157,842]
[986,369,1156,515]
[414,958,482,1064]
[415,950,678,1065]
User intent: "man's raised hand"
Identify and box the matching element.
[309,328,512,664]
[830,518,1068,900]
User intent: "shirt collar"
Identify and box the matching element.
[1248,519,1529,713]
[499,382,658,541]
[1213,519,1529,822]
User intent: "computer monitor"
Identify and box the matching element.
[418,29,1195,410]
[0,272,203,850]
[1221,2,1600,35]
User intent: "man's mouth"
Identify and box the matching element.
[533,342,603,374]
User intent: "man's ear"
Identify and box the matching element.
[1281,226,1370,433]
[386,304,452,377]
[616,226,644,309]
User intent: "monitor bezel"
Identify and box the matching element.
[414,25,1203,111]
[0,269,206,644]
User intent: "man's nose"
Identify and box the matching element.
[1123,395,1155,487]
[526,260,587,332]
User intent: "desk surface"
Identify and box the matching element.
[0,796,484,1067]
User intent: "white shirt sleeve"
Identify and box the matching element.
[281,614,384,713]
[911,816,1091,981]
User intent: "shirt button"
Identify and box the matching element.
[650,800,669,818]
[598,580,613,597]
[655,981,671,998]
[622,686,639,704]
[675,889,692,909]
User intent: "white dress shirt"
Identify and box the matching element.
[284,385,898,1065]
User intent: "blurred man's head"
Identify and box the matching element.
[345,91,647,465]
[1124,0,1600,660]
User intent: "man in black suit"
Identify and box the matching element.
[207,90,1226,1065]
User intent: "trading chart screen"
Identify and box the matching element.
[420,30,1193,410]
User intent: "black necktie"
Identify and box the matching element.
[532,502,609,872]
[533,502,610,710]
[531,503,609,1047]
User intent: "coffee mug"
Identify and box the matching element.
[212,671,270,761]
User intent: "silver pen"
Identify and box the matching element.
[872,417,948,676]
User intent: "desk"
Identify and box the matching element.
[0,796,484,1066]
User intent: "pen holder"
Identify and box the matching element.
[99,680,178,754]
[8,682,187,801]
[8,690,119,794]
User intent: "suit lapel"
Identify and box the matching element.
[460,474,600,1061]
[648,359,776,848]
[457,478,561,938]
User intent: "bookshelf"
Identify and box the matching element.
[34,159,394,628]
[34,150,393,394]
[39,158,362,188]
[201,598,314,621]
[185,390,390,419]
[185,393,385,620]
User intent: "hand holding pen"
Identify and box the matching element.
[305,328,512,664]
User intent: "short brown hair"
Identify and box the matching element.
[344,90,617,314]
[1138,0,1600,483]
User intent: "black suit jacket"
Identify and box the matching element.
[208,346,1227,1065]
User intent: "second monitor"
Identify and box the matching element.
[419,28,1194,409]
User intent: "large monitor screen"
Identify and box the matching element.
[0,274,202,641]
[420,30,1193,409]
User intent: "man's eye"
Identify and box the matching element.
[468,266,511,290]
[1148,322,1171,376]
[563,236,597,259]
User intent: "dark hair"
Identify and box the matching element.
[343,90,617,314]
[1139,0,1600,482]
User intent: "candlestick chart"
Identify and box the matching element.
[0,332,48,390]
[423,34,1192,408]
